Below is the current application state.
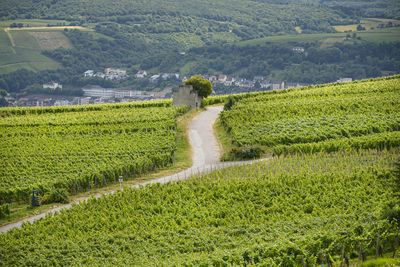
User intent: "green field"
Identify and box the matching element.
[0,19,72,28]
[238,27,400,46]
[218,76,400,158]
[0,149,398,265]
[1,77,400,265]
[0,19,102,74]
[0,28,64,74]
[333,18,400,32]
[0,101,188,203]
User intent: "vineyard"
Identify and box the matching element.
[217,76,400,158]
[0,149,398,265]
[0,101,188,203]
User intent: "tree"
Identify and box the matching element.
[357,24,365,31]
[0,89,8,107]
[184,75,212,98]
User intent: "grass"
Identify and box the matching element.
[349,253,400,267]
[214,117,234,161]
[238,27,400,46]
[334,18,400,32]
[0,28,65,74]
[0,29,13,54]
[0,19,71,28]
[0,108,202,226]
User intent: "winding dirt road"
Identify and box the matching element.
[0,106,266,233]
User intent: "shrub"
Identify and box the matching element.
[230,145,262,160]
[0,203,10,218]
[41,188,69,204]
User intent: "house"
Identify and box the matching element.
[209,76,217,82]
[150,74,160,83]
[94,72,105,79]
[173,85,202,109]
[260,80,271,89]
[293,47,305,53]
[284,82,301,89]
[54,99,71,106]
[336,78,352,83]
[272,81,285,90]
[218,74,227,83]
[82,85,115,98]
[224,77,236,86]
[135,70,147,78]
[239,80,255,89]
[43,81,62,90]
[84,70,94,77]
[115,88,142,98]
[253,76,264,82]
[105,68,127,76]
[105,68,127,80]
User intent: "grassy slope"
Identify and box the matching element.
[238,27,400,46]
[0,29,64,74]
[0,19,102,74]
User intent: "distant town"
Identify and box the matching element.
[5,66,353,107]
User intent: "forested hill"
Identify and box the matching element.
[0,0,366,39]
[0,0,399,96]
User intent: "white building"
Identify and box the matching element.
[293,47,305,53]
[84,70,94,77]
[150,74,160,83]
[272,81,285,90]
[82,85,115,98]
[54,100,71,106]
[105,68,127,76]
[43,82,62,90]
[135,70,147,78]
[115,88,142,98]
[336,78,353,83]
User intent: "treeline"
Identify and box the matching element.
[0,0,358,40]
[184,41,400,83]
[1,34,399,94]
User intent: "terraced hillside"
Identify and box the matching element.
[218,76,400,158]
[0,101,188,203]
[0,77,399,266]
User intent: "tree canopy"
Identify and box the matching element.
[184,75,212,98]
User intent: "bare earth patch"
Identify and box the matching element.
[29,31,73,50]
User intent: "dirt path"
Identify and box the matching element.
[4,29,16,54]
[0,106,267,233]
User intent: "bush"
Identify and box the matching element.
[0,203,10,218]
[41,188,69,204]
[230,145,262,160]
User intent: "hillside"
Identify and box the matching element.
[0,101,188,204]
[216,76,400,159]
[0,0,399,96]
[0,76,399,265]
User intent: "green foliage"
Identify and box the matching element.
[229,145,262,160]
[0,203,9,219]
[0,89,7,97]
[0,149,397,265]
[0,102,189,203]
[219,76,400,155]
[41,188,69,204]
[184,75,212,98]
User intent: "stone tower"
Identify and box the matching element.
[173,85,202,109]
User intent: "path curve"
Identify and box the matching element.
[0,106,267,233]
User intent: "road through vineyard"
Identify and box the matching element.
[1,105,250,233]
